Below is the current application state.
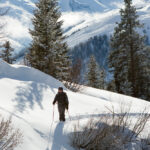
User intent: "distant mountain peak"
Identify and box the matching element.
[0,0,150,57]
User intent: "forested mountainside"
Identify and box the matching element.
[70,35,109,76]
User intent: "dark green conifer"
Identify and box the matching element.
[27,0,70,81]
[109,0,150,100]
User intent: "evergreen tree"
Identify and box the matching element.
[0,41,15,64]
[27,0,70,81]
[99,68,106,89]
[109,0,150,100]
[86,55,99,88]
[107,79,116,92]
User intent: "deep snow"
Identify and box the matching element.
[0,60,150,150]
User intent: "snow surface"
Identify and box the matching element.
[0,60,150,150]
[0,0,150,54]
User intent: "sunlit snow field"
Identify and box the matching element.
[0,60,150,150]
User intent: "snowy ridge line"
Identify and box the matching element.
[0,60,64,88]
[0,0,150,56]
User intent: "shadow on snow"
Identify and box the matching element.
[13,82,49,112]
[48,123,72,150]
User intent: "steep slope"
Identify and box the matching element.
[0,0,150,55]
[0,60,150,150]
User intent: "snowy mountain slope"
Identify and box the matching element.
[0,60,150,150]
[0,0,150,55]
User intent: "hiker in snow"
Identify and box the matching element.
[53,87,69,122]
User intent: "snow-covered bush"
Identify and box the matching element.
[64,81,83,92]
[0,116,22,150]
[70,106,150,150]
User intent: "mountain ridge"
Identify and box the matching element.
[0,0,150,57]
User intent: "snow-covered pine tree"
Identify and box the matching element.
[109,0,150,100]
[27,0,70,81]
[99,68,106,89]
[86,55,99,88]
[55,42,71,81]
[0,41,15,64]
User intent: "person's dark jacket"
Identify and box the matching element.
[53,92,69,109]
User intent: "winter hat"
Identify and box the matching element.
[58,87,63,91]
